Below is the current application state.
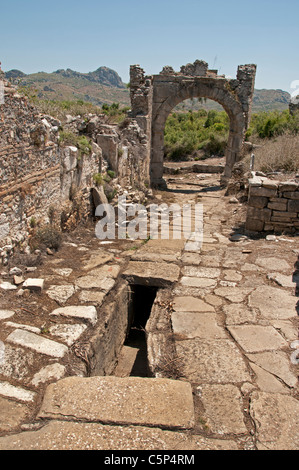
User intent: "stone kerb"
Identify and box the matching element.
[246,172,299,232]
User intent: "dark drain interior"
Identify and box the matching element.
[125,284,158,377]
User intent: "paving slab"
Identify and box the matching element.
[173,296,215,313]
[31,364,66,387]
[46,284,77,304]
[122,261,180,287]
[180,277,217,288]
[228,325,288,353]
[223,303,258,325]
[6,329,68,358]
[176,339,251,383]
[0,420,238,451]
[172,312,227,340]
[246,351,298,388]
[250,391,299,450]
[200,384,247,435]
[0,381,36,402]
[248,286,298,320]
[214,287,253,303]
[38,376,195,430]
[50,306,97,326]
[0,397,29,432]
[0,310,15,320]
[249,363,288,394]
[255,257,291,273]
[49,323,87,346]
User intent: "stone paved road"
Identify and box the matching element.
[0,171,298,450]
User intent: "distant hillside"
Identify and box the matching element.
[5,66,130,107]
[5,67,291,112]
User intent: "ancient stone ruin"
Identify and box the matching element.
[130,60,257,187]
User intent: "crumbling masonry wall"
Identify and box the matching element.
[246,173,299,233]
[0,79,101,255]
[130,60,256,187]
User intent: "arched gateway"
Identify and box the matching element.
[129,60,256,187]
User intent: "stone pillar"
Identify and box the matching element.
[236,64,257,128]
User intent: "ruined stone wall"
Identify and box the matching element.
[246,173,299,232]
[0,80,101,256]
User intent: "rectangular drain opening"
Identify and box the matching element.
[124,284,158,377]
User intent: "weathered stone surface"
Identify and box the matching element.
[78,290,105,305]
[0,397,29,432]
[176,339,250,383]
[267,272,297,288]
[0,282,17,291]
[249,363,288,394]
[200,384,247,434]
[46,284,76,304]
[245,218,264,232]
[50,306,97,325]
[0,310,15,320]
[255,257,291,272]
[183,266,221,278]
[228,325,287,353]
[0,381,36,402]
[83,251,114,271]
[0,420,238,450]
[122,261,180,287]
[248,286,297,320]
[250,391,299,450]
[0,345,35,380]
[173,296,215,313]
[180,277,217,288]
[246,351,297,388]
[214,287,252,303]
[22,278,44,292]
[38,376,195,430]
[31,364,66,387]
[49,323,87,346]
[172,312,226,340]
[6,329,68,358]
[223,303,258,325]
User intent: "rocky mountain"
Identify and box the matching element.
[4,66,291,112]
[4,66,129,107]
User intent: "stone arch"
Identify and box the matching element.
[129,61,257,187]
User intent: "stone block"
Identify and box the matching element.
[23,278,44,293]
[248,196,268,209]
[283,191,299,200]
[245,218,264,232]
[200,384,247,434]
[288,199,299,213]
[0,382,36,402]
[228,325,287,353]
[50,306,98,326]
[268,202,287,211]
[38,376,195,430]
[122,261,180,287]
[247,206,271,222]
[6,329,68,358]
[279,182,298,192]
[250,186,277,198]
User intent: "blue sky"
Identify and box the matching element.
[1,0,298,92]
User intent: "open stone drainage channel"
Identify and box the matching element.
[0,171,298,450]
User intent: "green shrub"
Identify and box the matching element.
[93,173,104,186]
[35,225,62,250]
